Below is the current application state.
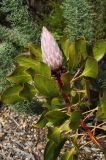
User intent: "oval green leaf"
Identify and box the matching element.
[60,37,70,59]
[75,38,88,60]
[34,75,60,99]
[82,57,98,78]
[28,43,42,60]
[69,110,82,130]
[93,39,106,61]
[1,85,23,104]
[6,67,32,83]
[45,110,69,126]
[68,43,81,72]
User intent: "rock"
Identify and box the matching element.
[0,133,6,141]
[84,147,91,153]
[37,143,44,150]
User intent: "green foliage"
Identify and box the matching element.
[0,0,39,88]
[16,55,51,76]
[1,29,106,159]
[0,0,40,113]
[0,42,16,92]
[63,0,105,41]
[0,0,39,45]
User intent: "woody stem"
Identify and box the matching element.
[55,71,73,112]
[55,71,101,148]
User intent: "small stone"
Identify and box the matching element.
[91,147,98,152]
[0,133,5,140]
[37,143,44,150]
[25,141,33,146]
[84,147,91,153]
[41,149,44,154]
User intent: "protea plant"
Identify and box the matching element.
[1,26,106,160]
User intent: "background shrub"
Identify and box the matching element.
[89,0,105,40]
[63,0,105,41]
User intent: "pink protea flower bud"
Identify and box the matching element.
[41,26,63,70]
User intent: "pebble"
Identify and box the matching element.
[91,147,99,152]
[25,141,33,146]
[84,147,91,153]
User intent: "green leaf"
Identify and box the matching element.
[82,57,98,78]
[16,55,51,77]
[75,38,88,60]
[20,83,36,100]
[48,127,61,143]
[33,112,48,128]
[68,43,81,71]
[6,67,32,83]
[61,148,75,160]
[96,92,106,120]
[34,75,60,99]
[45,110,69,126]
[51,97,64,108]
[28,43,42,60]
[1,85,23,104]
[16,55,37,69]
[69,110,82,130]
[70,90,76,97]
[93,39,106,61]
[44,139,66,160]
[60,37,70,59]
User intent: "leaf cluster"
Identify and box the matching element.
[1,36,106,159]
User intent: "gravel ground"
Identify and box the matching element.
[0,107,106,160]
[0,107,46,160]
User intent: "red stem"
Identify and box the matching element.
[55,72,73,112]
[55,72,101,148]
